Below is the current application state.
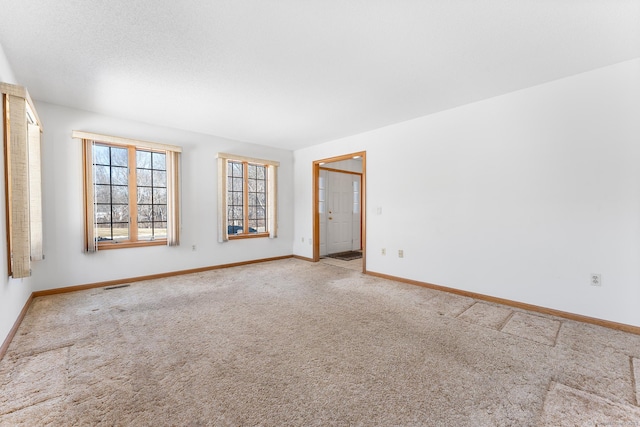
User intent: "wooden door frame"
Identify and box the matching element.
[312,151,366,273]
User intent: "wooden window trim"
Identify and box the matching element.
[228,232,270,240]
[97,239,167,250]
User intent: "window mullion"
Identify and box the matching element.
[128,146,138,242]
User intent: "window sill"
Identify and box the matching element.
[97,239,167,250]
[228,233,270,240]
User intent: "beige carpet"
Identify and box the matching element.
[1,259,640,426]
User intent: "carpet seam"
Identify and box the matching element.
[498,311,516,332]
[631,356,639,407]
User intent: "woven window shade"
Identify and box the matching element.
[2,83,43,278]
[7,94,30,277]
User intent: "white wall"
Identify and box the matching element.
[0,43,17,84]
[0,43,34,348]
[294,59,640,327]
[30,102,293,291]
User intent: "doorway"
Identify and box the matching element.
[313,151,366,272]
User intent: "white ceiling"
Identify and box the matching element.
[0,1,638,150]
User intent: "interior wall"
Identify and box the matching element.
[294,59,640,327]
[30,102,293,292]
[0,43,17,85]
[0,42,34,348]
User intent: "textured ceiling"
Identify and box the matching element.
[0,1,638,150]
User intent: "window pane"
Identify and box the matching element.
[95,204,111,224]
[136,150,151,169]
[257,166,265,180]
[248,164,256,179]
[111,222,129,240]
[153,205,167,221]
[233,177,243,192]
[152,152,166,170]
[93,145,110,165]
[135,148,168,241]
[230,206,243,220]
[154,222,167,238]
[153,170,167,187]
[112,166,128,185]
[138,187,152,204]
[110,147,128,167]
[231,162,243,176]
[94,165,111,185]
[95,184,111,204]
[137,168,152,186]
[138,205,152,222]
[96,226,112,241]
[112,204,129,222]
[112,185,128,204]
[153,188,167,204]
[138,222,153,239]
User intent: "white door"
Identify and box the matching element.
[326,171,360,254]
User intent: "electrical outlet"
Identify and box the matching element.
[301,237,304,243]
[381,248,386,256]
[590,273,602,287]
[191,245,197,251]
[398,249,404,258]
[309,238,312,245]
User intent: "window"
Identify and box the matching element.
[73,131,181,251]
[93,144,167,243]
[217,153,279,241]
[227,161,267,236]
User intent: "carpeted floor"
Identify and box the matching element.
[1,258,640,426]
